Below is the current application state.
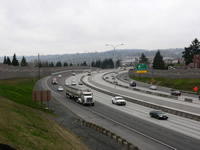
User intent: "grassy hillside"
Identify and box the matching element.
[0,78,88,150]
[131,76,200,93]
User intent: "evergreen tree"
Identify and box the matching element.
[3,56,7,64]
[139,53,148,63]
[20,56,28,66]
[7,57,11,65]
[12,53,19,66]
[91,61,96,67]
[96,60,102,68]
[81,61,87,66]
[102,58,114,69]
[39,62,42,68]
[153,50,165,69]
[182,38,200,65]
[116,59,121,68]
[56,61,62,67]
[63,62,68,66]
[49,62,54,67]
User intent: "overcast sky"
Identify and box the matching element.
[0,0,200,56]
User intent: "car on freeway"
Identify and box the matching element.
[149,110,168,120]
[88,72,91,76]
[129,81,136,87]
[112,96,126,105]
[113,80,118,84]
[171,90,181,96]
[123,77,128,80]
[57,86,64,92]
[78,82,83,85]
[51,78,58,85]
[149,85,157,90]
[71,80,76,85]
[58,74,62,78]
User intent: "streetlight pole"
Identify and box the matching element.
[38,53,40,79]
[105,44,124,69]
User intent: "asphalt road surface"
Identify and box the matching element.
[42,71,200,150]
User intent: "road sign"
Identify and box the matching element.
[194,86,198,92]
[151,78,155,83]
[136,64,147,73]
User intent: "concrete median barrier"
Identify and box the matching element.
[102,72,178,100]
[184,98,193,103]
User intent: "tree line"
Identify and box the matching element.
[91,58,120,69]
[3,53,27,67]
[3,53,118,69]
[139,38,200,69]
[3,38,199,69]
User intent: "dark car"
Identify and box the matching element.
[171,90,181,96]
[149,110,168,120]
[129,81,136,87]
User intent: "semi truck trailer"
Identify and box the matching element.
[65,85,94,106]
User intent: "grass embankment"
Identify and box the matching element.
[0,78,88,150]
[131,76,200,93]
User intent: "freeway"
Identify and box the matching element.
[45,73,170,150]
[118,71,200,101]
[44,71,200,150]
[90,71,200,114]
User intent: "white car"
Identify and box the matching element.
[71,80,76,85]
[149,85,157,90]
[57,86,64,91]
[72,72,76,76]
[112,96,126,105]
[58,74,62,78]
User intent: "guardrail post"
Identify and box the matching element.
[96,125,99,131]
[111,133,115,139]
[127,142,132,150]
[121,139,126,145]
[105,130,109,136]
[116,136,120,142]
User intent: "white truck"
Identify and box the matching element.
[51,78,58,85]
[65,85,94,106]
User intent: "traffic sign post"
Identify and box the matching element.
[136,64,147,73]
[194,86,198,92]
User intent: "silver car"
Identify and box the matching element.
[149,85,157,90]
[57,86,64,92]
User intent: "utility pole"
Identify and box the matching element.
[38,53,40,79]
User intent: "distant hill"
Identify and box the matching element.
[0,48,184,64]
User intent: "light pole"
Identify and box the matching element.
[105,44,124,69]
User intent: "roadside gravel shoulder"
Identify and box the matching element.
[35,78,127,150]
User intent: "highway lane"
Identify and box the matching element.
[66,73,200,150]
[46,73,172,150]
[45,72,200,150]
[106,72,200,105]
[90,71,200,114]
[119,71,200,100]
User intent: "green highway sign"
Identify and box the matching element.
[136,64,147,73]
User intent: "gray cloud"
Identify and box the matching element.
[0,0,200,56]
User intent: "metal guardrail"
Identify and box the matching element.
[78,119,140,150]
